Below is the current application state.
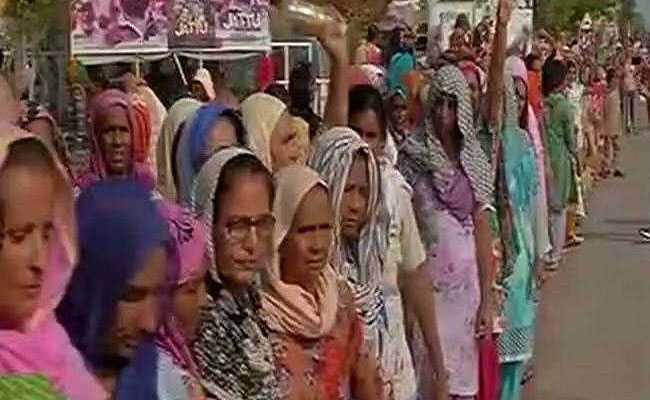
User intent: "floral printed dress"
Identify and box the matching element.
[410,166,481,398]
[269,280,380,400]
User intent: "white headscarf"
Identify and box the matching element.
[261,165,339,338]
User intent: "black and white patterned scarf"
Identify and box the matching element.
[190,147,279,400]
[398,65,494,207]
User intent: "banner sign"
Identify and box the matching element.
[212,0,271,51]
[71,0,170,54]
[171,0,271,50]
[169,0,214,48]
[71,0,271,55]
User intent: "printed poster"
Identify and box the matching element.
[70,0,170,54]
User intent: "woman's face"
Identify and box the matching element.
[213,172,274,290]
[280,186,333,291]
[389,96,409,130]
[349,109,385,157]
[0,164,55,329]
[270,111,302,171]
[432,93,458,135]
[172,273,207,341]
[104,247,167,361]
[204,118,238,160]
[97,106,132,177]
[340,154,370,240]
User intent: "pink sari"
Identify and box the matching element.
[0,125,106,400]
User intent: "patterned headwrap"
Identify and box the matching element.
[308,128,389,361]
[398,65,494,207]
[308,127,387,287]
[189,148,279,400]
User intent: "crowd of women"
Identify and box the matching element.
[0,0,640,399]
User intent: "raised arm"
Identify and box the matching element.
[319,20,350,128]
[485,0,513,130]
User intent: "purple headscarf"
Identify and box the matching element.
[57,179,172,398]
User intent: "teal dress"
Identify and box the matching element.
[497,125,539,400]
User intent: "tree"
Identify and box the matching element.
[538,0,616,34]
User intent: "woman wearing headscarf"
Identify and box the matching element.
[0,126,105,399]
[77,89,155,192]
[241,93,303,172]
[261,165,384,400]
[155,206,208,400]
[190,148,279,400]
[191,68,216,103]
[348,86,448,400]
[156,98,202,200]
[175,102,246,204]
[506,56,551,267]
[397,66,495,400]
[308,128,393,395]
[542,59,576,270]
[56,180,172,399]
[496,57,542,400]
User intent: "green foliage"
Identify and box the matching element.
[3,0,60,48]
[538,0,643,34]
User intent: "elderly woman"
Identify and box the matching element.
[0,126,105,399]
[262,165,384,400]
[398,66,495,400]
[190,148,280,400]
[78,89,155,191]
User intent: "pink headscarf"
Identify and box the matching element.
[0,124,105,399]
[77,89,155,191]
[155,202,208,380]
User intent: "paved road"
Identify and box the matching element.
[524,133,650,400]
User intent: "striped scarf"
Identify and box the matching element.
[308,127,389,359]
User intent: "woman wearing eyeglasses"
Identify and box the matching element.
[398,66,495,400]
[190,147,280,400]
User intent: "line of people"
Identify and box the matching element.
[0,2,636,400]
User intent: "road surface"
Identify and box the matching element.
[524,132,650,400]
